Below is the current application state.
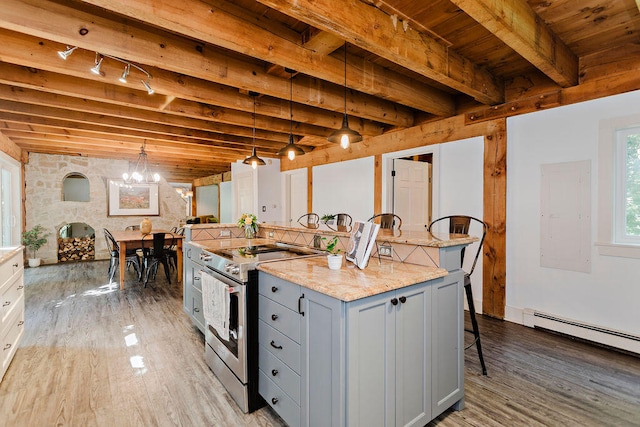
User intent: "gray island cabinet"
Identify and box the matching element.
[257,264,464,427]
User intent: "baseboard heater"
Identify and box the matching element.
[523,309,640,355]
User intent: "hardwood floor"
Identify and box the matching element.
[1,261,639,426]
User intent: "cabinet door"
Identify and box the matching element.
[346,290,395,427]
[183,254,194,315]
[299,288,344,427]
[394,282,432,426]
[431,272,464,417]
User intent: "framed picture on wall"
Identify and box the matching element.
[107,180,159,216]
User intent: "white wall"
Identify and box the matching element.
[219,181,233,223]
[231,157,282,223]
[507,90,640,336]
[312,157,374,222]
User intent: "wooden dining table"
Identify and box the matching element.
[109,230,184,290]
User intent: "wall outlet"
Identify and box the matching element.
[268,231,274,238]
[219,230,231,237]
[379,245,393,257]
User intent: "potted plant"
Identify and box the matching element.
[323,236,343,270]
[321,214,336,225]
[21,224,51,267]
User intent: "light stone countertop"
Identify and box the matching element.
[257,256,448,302]
[0,246,23,265]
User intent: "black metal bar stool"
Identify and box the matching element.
[428,215,488,375]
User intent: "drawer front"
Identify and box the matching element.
[192,286,205,333]
[258,320,300,374]
[259,370,300,427]
[2,306,24,379]
[258,273,300,311]
[259,343,301,404]
[258,295,300,343]
[0,253,22,286]
[1,274,24,324]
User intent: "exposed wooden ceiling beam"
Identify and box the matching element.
[74,0,454,115]
[0,29,396,131]
[450,0,578,87]
[255,0,503,105]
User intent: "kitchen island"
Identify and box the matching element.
[257,256,465,427]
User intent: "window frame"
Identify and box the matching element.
[597,115,640,258]
[614,128,640,244]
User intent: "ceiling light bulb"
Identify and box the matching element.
[251,160,258,169]
[341,134,349,149]
[91,55,103,75]
[153,173,160,182]
[288,150,295,161]
[122,172,129,181]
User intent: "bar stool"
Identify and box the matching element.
[428,215,488,375]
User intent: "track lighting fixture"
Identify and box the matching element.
[277,68,305,161]
[242,92,266,169]
[57,46,77,60]
[56,46,154,95]
[327,43,362,149]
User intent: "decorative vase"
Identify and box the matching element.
[245,224,256,239]
[140,217,152,234]
[327,254,343,270]
[28,258,41,268]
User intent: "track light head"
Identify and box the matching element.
[141,79,154,95]
[118,63,130,83]
[90,54,103,75]
[57,46,77,60]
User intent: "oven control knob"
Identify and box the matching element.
[225,263,240,275]
[200,253,212,261]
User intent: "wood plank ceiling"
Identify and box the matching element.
[0,0,639,182]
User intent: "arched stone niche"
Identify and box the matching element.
[62,172,90,202]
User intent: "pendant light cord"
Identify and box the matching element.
[343,43,347,114]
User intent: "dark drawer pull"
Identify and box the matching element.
[271,397,279,405]
[3,344,11,351]
[194,276,200,281]
[271,314,278,321]
[270,340,283,350]
[271,286,278,293]
[13,263,19,268]
[2,301,10,307]
[390,298,398,306]
[17,285,24,290]
[399,296,406,304]
[194,308,200,312]
[18,321,24,326]
[271,369,278,376]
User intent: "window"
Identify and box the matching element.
[597,115,640,258]
[615,128,640,244]
[0,152,20,246]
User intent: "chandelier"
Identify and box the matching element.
[122,142,160,184]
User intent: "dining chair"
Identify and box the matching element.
[368,213,402,230]
[103,228,142,284]
[297,213,320,229]
[141,232,172,287]
[166,228,184,270]
[428,215,488,375]
[124,225,140,231]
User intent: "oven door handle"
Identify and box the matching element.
[199,270,240,294]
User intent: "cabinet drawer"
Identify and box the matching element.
[258,295,300,343]
[0,252,22,286]
[258,273,300,311]
[259,369,300,427]
[258,320,300,374]
[259,343,300,404]
[1,274,24,324]
[2,306,24,380]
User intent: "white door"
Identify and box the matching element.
[393,159,431,231]
[234,171,254,218]
[287,170,307,225]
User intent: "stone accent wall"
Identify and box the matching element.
[25,153,187,264]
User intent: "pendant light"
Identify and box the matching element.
[277,68,305,160]
[242,92,266,169]
[122,141,160,184]
[327,43,362,149]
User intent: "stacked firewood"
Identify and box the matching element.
[58,236,95,262]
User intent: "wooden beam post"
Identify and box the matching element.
[483,119,507,319]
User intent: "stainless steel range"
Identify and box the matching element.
[191,241,322,413]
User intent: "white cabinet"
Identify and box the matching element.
[258,270,464,427]
[1,248,24,382]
